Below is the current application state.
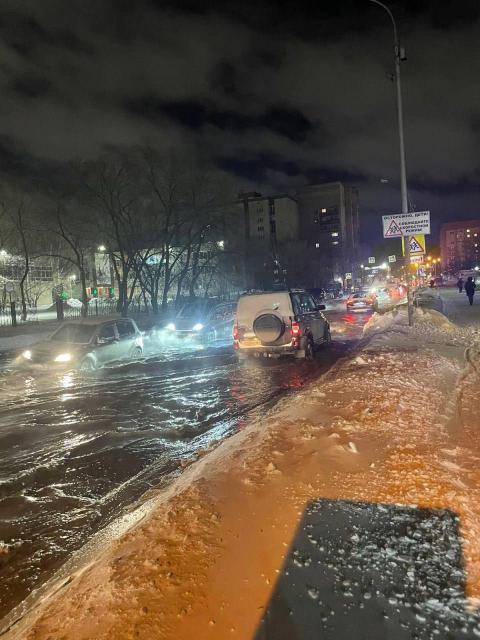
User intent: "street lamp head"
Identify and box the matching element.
[98,245,106,252]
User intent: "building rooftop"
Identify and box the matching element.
[440,219,480,230]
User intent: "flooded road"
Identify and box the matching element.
[0,301,370,620]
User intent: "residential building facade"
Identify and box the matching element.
[440,220,480,272]
[234,193,300,289]
[296,182,360,283]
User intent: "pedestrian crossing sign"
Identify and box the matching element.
[402,234,425,256]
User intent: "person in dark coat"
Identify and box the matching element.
[465,276,476,305]
[457,277,464,293]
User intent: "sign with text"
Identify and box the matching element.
[388,255,396,263]
[382,211,430,238]
[410,255,424,264]
[345,272,352,279]
[368,256,376,264]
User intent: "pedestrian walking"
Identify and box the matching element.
[457,277,464,293]
[465,276,476,306]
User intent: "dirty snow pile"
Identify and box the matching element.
[364,306,480,348]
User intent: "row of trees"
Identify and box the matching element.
[0,148,241,318]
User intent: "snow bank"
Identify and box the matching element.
[5,318,480,640]
[364,306,456,334]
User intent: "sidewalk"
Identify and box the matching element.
[3,308,480,639]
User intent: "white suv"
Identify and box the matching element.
[234,289,331,360]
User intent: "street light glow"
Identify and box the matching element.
[98,245,106,252]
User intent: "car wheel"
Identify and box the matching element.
[79,357,95,372]
[130,346,143,361]
[304,337,314,361]
[324,326,332,346]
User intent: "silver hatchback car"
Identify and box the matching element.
[20,317,143,371]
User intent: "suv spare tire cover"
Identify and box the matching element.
[253,313,285,344]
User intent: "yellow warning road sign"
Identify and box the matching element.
[402,234,425,256]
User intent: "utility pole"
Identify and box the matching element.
[370,0,413,325]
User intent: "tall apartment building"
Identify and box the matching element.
[232,193,299,288]
[296,182,360,280]
[440,220,480,271]
[230,183,360,289]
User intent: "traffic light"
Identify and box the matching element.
[108,287,115,298]
[59,291,68,301]
[91,287,98,298]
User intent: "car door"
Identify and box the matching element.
[94,322,119,366]
[115,320,136,359]
[293,293,325,345]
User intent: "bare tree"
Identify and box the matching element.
[41,200,96,316]
[77,153,147,316]
[0,191,38,320]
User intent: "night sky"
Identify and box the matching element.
[0,0,479,244]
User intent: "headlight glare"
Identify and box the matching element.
[54,353,72,363]
[22,350,32,360]
[192,323,204,331]
[165,323,176,331]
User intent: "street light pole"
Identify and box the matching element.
[370,0,413,325]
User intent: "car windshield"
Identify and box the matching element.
[50,324,95,344]
[178,301,213,318]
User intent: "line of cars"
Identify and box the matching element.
[17,289,334,370]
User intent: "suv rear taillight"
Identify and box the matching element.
[290,321,301,337]
[233,322,239,340]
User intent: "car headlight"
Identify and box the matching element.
[54,353,72,363]
[192,323,204,332]
[165,323,176,331]
[22,350,32,360]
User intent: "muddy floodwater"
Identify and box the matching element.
[0,302,368,620]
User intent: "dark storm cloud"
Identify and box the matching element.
[0,0,478,237]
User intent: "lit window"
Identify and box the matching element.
[331,232,339,237]
[332,241,339,245]
[315,243,320,248]
[475,233,478,237]
[467,229,471,232]
[321,208,327,213]
[467,235,471,238]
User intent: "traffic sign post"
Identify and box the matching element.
[383,211,430,327]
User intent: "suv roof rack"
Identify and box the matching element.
[240,288,307,296]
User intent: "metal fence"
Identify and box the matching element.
[64,299,119,319]
[0,305,39,327]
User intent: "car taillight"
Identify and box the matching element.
[233,323,239,340]
[290,321,301,337]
